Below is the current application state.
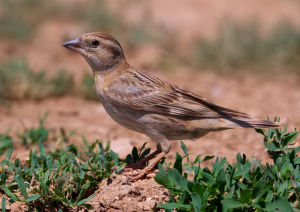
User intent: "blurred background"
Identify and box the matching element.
[0,0,299,161]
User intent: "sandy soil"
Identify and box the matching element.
[88,174,168,211]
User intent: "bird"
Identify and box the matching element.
[62,32,279,181]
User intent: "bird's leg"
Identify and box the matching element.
[125,144,162,170]
[126,133,171,181]
[128,152,167,181]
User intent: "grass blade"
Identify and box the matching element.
[76,195,96,206]
[2,185,20,201]
[17,175,28,199]
[1,197,6,212]
[26,194,41,203]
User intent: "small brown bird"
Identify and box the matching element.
[63,32,279,180]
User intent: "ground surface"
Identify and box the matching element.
[1,0,300,211]
[88,174,168,211]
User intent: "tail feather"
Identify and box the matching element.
[229,118,280,129]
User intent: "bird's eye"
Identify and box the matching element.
[92,40,100,47]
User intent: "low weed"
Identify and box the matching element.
[0,139,119,210]
[192,22,300,74]
[1,116,298,211]
[0,119,122,211]
[17,113,49,147]
[0,0,58,40]
[80,73,98,101]
[0,60,73,102]
[155,119,299,211]
[0,134,13,156]
[125,142,151,165]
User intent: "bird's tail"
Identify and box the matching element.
[228,118,281,129]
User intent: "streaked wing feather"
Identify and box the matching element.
[106,69,250,119]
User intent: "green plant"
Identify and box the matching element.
[0,60,73,101]
[68,1,120,33]
[80,72,98,101]
[0,134,13,156]
[0,0,58,40]
[0,115,125,211]
[17,113,49,147]
[192,22,300,74]
[0,135,120,211]
[49,70,74,97]
[125,142,151,165]
[155,120,299,211]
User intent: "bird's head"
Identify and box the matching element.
[62,32,125,72]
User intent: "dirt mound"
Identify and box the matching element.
[88,174,168,212]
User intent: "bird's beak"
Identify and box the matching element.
[62,37,84,54]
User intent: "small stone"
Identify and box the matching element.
[143,199,156,211]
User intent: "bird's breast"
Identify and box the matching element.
[101,102,147,134]
[93,72,110,101]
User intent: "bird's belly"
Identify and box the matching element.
[102,103,209,140]
[102,102,146,134]
[138,114,209,140]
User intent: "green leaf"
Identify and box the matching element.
[180,141,188,155]
[0,135,13,155]
[1,197,6,212]
[140,148,150,159]
[255,128,265,136]
[281,120,288,135]
[202,172,215,186]
[39,139,46,158]
[265,191,274,202]
[191,194,202,211]
[282,131,298,146]
[240,188,251,204]
[17,175,28,199]
[76,195,96,206]
[203,155,214,161]
[237,182,247,190]
[158,202,191,210]
[235,163,251,177]
[173,153,183,174]
[5,147,14,159]
[294,157,300,165]
[236,153,243,164]
[155,172,173,188]
[169,169,183,188]
[272,197,294,212]
[280,162,293,179]
[26,194,41,203]
[277,180,288,195]
[216,169,226,189]
[2,185,20,201]
[222,199,245,211]
[132,147,138,162]
[253,179,268,200]
[264,141,278,151]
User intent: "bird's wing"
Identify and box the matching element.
[105,69,250,119]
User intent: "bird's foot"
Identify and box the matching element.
[122,169,142,177]
[121,165,148,177]
[124,162,147,170]
[124,167,157,181]
[122,152,167,181]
